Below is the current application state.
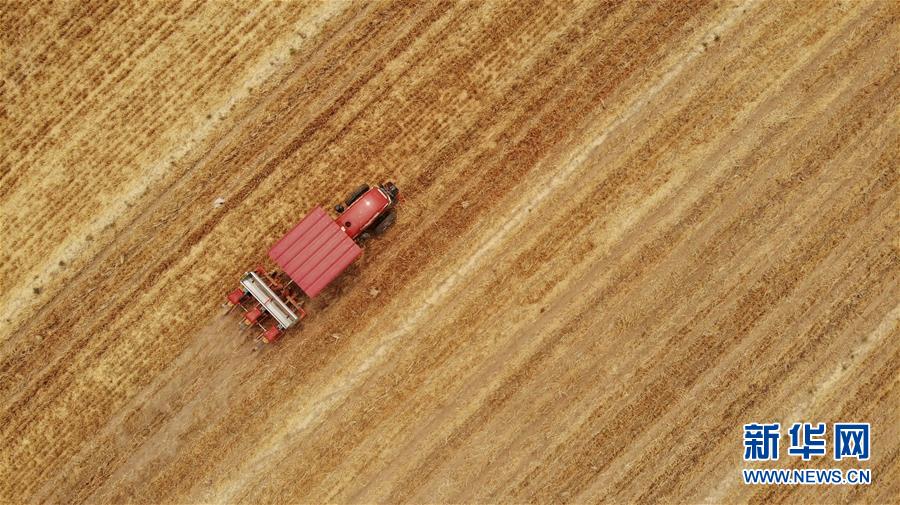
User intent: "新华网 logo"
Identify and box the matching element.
[741,422,871,485]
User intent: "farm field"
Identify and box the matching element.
[1,0,898,503]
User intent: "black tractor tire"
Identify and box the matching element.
[345,184,370,207]
[373,209,396,235]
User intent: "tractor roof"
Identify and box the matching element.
[269,207,361,298]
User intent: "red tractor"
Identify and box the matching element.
[225,182,399,343]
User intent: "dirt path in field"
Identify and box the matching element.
[1,1,898,503]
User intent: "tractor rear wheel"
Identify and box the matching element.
[345,184,370,207]
[373,209,396,235]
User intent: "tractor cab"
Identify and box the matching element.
[335,182,399,239]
